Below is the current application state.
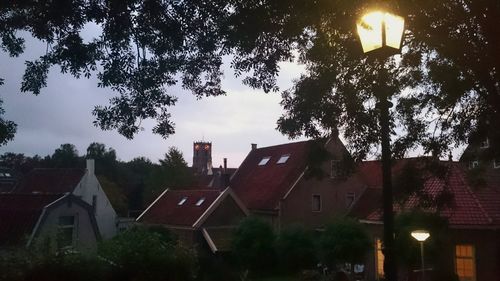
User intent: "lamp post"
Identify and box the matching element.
[356,9,405,281]
[411,230,430,281]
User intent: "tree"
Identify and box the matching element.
[86,142,118,179]
[50,143,82,168]
[0,96,16,147]
[319,218,371,269]
[98,226,197,281]
[275,224,317,273]
[231,217,276,275]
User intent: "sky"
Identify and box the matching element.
[0,33,308,168]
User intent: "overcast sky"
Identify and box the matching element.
[0,33,308,168]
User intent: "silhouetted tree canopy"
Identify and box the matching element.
[1,0,498,158]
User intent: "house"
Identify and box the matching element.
[137,187,248,253]
[13,159,118,239]
[229,137,367,230]
[0,193,100,252]
[350,160,500,281]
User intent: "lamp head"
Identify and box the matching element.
[356,10,405,55]
[411,230,430,242]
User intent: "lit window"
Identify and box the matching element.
[480,138,489,148]
[455,244,476,281]
[57,216,76,249]
[312,195,321,212]
[346,192,356,208]
[196,198,205,206]
[494,159,500,169]
[178,197,188,205]
[277,154,290,164]
[375,239,385,279]
[258,156,271,166]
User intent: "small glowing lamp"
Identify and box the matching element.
[411,230,430,242]
[357,11,405,54]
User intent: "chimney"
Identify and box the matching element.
[223,158,227,172]
[448,151,453,162]
[251,143,257,150]
[86,159,95,176]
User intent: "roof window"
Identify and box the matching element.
[196,198,206,206]
[258,156,271,166]
[277,154,290,164]
[178,197,188,206]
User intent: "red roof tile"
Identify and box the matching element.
[356,161,500,227]
[230,140,313,211]
[14,168,86,194]
[0,193,62,245]
[138,189,222,227]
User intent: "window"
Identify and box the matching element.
[480,138,489,148]
[494,159,500,169]
[469,161,479,169]
[4,172,10,177]
[57,216,76,249]
[277,154,290,164]
[375,239,385,279]
[346,192,356,208]
[195,198,205,206]
[178,197,188,205]
[331,160,341,178]
[92,195,97,214]
[258,156,271,166]
[312,195,321,212]
[455,244,476,281]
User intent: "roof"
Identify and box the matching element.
[14,168,86,194]
[138,189,222,227]
[192,167,237,188]
[0,193,62,246]
[354,161,500,228]
[230,140,314,211]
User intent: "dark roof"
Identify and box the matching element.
[138,189,222,227]
[354,161,500,227]
[0,193,62,246]
[192,167,237,188]
[230,140,313,211]
[14,168,86,194]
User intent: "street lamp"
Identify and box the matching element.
[411,230,430,281]
[356,8,405,281]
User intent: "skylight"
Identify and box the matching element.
[178,197,187,205]
[258,156,271,166]
[277,154,290,164]
[196,198,206,206]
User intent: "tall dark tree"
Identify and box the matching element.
[86,142,118,178]
[50,143,81,168]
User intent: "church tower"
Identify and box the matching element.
[193,141,212,174]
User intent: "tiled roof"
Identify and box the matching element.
[230,140,313,211]
[0,193,62,246]
[138,189,222,227]
[14,168,86,194]
[355,161,500,227]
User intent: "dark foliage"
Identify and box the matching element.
[275,224,317,273]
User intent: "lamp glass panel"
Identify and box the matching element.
[411,231,430,241]
[384,13,405,49]
[357,11,383,53]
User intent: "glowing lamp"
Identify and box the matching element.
[357,11,405,55]
[411,230,430,242]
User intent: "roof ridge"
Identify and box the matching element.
[253,139,313,150]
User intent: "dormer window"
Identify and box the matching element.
[277,154,290,164]
[258,156,271,166]
[494,159,500,169]
[196,198,206,206]
[480,138,489,148]
[178,197,188,205]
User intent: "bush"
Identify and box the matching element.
[231,217,276,274]
[98,226,197,281]
[319,218,371,268]
[276,225,317,272]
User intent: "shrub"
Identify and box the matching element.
[276,224,317,272]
